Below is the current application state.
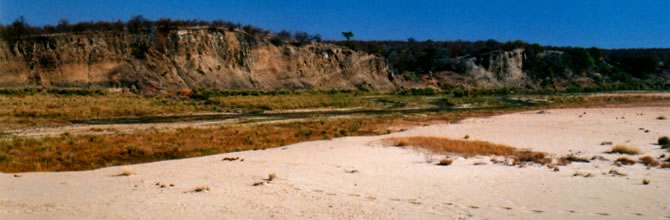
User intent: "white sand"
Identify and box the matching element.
[2,107,669,219]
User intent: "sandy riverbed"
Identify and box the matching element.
[2,106,669,219]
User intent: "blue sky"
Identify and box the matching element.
[1,0,669,48]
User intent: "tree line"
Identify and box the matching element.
[0,16,321,45]
[330,39,668,87]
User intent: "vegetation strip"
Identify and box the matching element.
[385,136,549,165]
[0,93,669,172]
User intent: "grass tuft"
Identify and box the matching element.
[573,171,593,178]
[192,186,210,192]
[115,166,136,176]
[267,173,277,182]
[559,154,590,165]
[437,159,453,166]
[608,169,626,176]
[607,145,640,155]
[639,156,660,167]
[614,157,636,166]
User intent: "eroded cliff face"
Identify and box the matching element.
[463,48,528,88]
[1,28,628,93]
[0,28,395,93]
[420,48,536,89]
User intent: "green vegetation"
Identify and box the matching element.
[0,15,320,49]
[342,31,354,41]
[334,40,670,92]
[659,136,670,148]
[3,16,670,94]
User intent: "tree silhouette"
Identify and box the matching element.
[342,31,354,41]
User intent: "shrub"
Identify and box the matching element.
[608,145,640,155]
[658,136,670,147]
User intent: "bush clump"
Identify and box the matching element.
[658,136,670,148]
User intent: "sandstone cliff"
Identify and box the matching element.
[0,28,395,94]
[2,28,666,94]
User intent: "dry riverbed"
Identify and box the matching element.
[2,106,669,219]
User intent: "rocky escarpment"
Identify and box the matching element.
[0,28,394,94]
[461,48,528,88]
[415,48,626,90]
[2,27,667,94]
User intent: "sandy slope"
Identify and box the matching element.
[2,107,669,219]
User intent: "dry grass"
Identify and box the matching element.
[115,166,136,176]
[548,95,670,108]
[386,136,548,165]
[639,156,660,167]
[559,154,590,165]
[1,93,668,172]
[573,171,594,178]
[0,94,216,131]
[614,157,636,166]
[222,157,240,161]
[0,108,516,172]
[607,145,640,155]
[267,173,278,182]
[608,169,626,176]
[208,93,380,110]
[254,173,278,186]
[192,186,210,192]
[437,159,453,166]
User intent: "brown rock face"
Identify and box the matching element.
[0,28,395,93]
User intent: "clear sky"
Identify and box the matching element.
[1,0,669,48]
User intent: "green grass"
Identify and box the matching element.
[660,136,670,149]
